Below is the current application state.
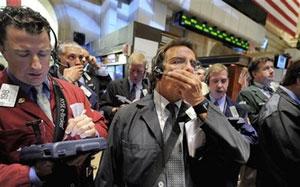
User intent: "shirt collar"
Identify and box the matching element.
[7,69,50,100]
[154,90,182,114]
[129,80,143,89]
[209,94,226,104]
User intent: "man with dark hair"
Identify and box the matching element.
[237,57,275,129]
[0,6,107,186]
[95,38,250,186]
[237,57,275,187]
[256,60,300,186]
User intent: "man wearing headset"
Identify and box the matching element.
[95,38,250,186]
[49,41,100,109]
[0,7,107,186]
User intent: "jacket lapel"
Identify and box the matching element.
[252,86,269,102]
[138,97,164,147]
[16,91,53,125]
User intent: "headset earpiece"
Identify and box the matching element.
[151,49,165,79]
[153,65,163,79]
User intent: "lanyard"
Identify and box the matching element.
[52,79,68,142]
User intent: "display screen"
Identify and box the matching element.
[106,65,124,80]
[274,54,288,69]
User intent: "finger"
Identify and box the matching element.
[77,121,95,135]
[71,116,92,136]
[79,127,96,138]
[65,118,76,135]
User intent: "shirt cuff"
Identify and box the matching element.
[29,167,43,186]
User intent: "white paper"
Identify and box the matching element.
[70,102,84,117]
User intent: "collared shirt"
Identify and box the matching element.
[280,85,300,105]
[6,69,50,101]
[153,90,182,132]
[129,80,143,100]
[6,69,50,185]
[253,81,273,98]
[209,94,226,113]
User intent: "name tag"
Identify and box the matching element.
[0,83,19,107]
[229,106,239,118]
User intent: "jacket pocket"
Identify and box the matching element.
[121,140,160,183]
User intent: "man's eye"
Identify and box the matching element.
[173,58,185,64]
[190,60,197,68]
[17,53,29,57]
[39,51,50,57]
[68,55,76,60]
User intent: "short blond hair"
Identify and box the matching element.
[128,52,147,68]
[206,63,228,83]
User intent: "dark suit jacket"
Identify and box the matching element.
[256,87,300,187]
[205,94,258,186]
[237,85,270,129]
[99,78,149,123]
[95,94,250,187]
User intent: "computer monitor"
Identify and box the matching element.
[106,65,125,80]
[274,54,288,69]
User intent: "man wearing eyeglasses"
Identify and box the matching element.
[0,6,107,186]
[95,38,250,186]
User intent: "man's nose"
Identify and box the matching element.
[75,57,83,65]
[184,61,195,73]
[31,55,42,69]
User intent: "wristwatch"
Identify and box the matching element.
[193,99,209,115]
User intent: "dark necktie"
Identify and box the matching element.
[263,86,274,96]
[214,99,219,106]
[163,103,185,186]
[163,103,176,142]
[129,84,136,101]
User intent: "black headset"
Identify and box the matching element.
[48,27,68,77]
[152,48,165,79]
[49,27,69,68]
